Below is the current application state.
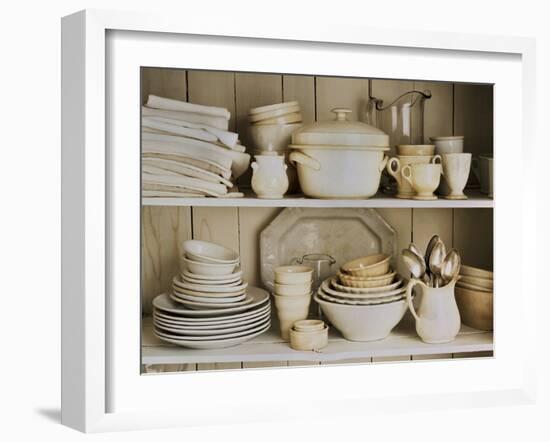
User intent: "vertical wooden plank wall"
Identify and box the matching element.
[140,69,493,370]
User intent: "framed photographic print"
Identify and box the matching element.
[61,9,537,432]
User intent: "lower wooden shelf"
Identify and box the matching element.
[141,315,493,365]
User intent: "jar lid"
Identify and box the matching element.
[291,108,389,147]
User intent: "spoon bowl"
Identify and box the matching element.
[440,249,461,285]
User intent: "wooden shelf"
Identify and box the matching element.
[141,315,493,365]
[142,191,493,208]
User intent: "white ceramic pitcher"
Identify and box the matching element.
[405,278,461,344]
[251,155,289,199]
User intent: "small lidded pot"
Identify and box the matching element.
[251,154,289,199]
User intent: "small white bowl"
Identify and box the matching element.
[430,136,464,155]
[289,325,328,351]
[274,266,313,285]
[293,319,325,332]
[274,282,311,296]
[341,254,391,277]
[182,257,238,276]
[249,123,302,151]
[183,240,239,264]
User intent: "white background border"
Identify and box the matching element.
[2,1,547,439]
[105,19,531,428]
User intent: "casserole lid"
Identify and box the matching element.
[291,108,389,147]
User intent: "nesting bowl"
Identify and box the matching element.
[182,240,239,264]
[396,144,435,156]
[341,254,391,277]
[455,286,493,331]
[182,256,238,276]
[337,271,396,288]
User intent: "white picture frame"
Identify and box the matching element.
[61,9,537,433]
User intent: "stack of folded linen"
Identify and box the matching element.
[142,95,251,198]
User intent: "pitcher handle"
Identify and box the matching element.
[406,278,422,321]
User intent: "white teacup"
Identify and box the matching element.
[430,136,464,155]
[387,155,441,198]
[401,163,443,200]
[440,153,472,200]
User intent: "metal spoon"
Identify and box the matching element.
[408,242,424,263]
[424,234,440,270]
[402,249,429,283]
[440,249,461,286]
[428,239,446,288]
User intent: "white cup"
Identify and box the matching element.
[440,153,472,199]
[430,136,464,155]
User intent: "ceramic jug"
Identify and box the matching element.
[405,278,461,344]
[251,155,289,199]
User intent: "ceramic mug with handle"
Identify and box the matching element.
[387,155,441,198]
[401,163,443,200]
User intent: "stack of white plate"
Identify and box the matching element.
[152,239,271,349]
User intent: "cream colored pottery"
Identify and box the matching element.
[456,281,492,293]
[406,278,461,344]
[172,276,248,294]
[341,254,391,277]
[182,256,238,276]
[272,293,311,340]
[472,155,493,196]
[274,266,313,284]
[289,325,329,351]
[440,153,472,200]
[248,101,300,115]
[430,136,464,155]
[251,149,300,193]
[182,240,239,264]
[180,267,242,282]
[396,145,435,156]
[275,281,311,296]
[292,108,389,147]
[249,104,301,123]
[254,112,302,125]
[288,108,389,198]
[293,319,325,332]
[330,276,403,294]
[249,123,302,151]
[455,286,493,331]
[337,271,396,288]
[314,294,407,341]
[251,155,289,199]
[459,275,493,290]
[460,264,493,279]
[322,278,405,299]
[387,155,441,198]
[401,163,443,200]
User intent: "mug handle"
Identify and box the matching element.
[406,278,423,321]
[386,157,401,181]
[431,154,442,164]
[401,165,414,188]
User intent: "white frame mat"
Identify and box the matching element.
[61,9,537,433]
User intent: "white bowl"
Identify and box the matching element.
[183,240,239,264]
[274,282,311,296]
[274,266,313,285]
[289,325,328,351]
[314,294,407,341]
[293,319,325,332]
[249,123,303,151]
[182,257,238,276]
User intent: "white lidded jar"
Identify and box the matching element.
[251,154,289,199]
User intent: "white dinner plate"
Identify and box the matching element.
[181,267,243,282]
[153,322,271,349]
[170,292,254,309]
[180,274,242,286]
[321,278,406,300]
[154,316,271,337]
[170,291,247,304]
[153,309,271,331]
[153,287,270,317]
[152,301,271,325]
[172,284,247,299]
[317,288,405,305]
[173,276,248,293]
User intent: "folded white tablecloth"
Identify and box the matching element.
[141,190,206,198]
[142,157,233,188]
[147,95,231,120]
[142,106,228,131]
[142,172,228,195]
[142,116,239,149]
[141,152,232,180]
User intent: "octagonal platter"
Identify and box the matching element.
[260,208,396,290]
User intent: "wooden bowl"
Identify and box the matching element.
[455,286,493,331]
[460,264,493,279]
[341,254,391,277]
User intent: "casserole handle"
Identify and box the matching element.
[289,151,321,171]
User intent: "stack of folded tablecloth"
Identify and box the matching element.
[142,95,250,198]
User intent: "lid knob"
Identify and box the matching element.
[331,108,352,121]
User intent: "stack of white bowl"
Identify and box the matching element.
[248,101,303,192]
[271,265,313,340]
[314,254,408,342]
[455,264,493,331]
[152,239,271,349]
